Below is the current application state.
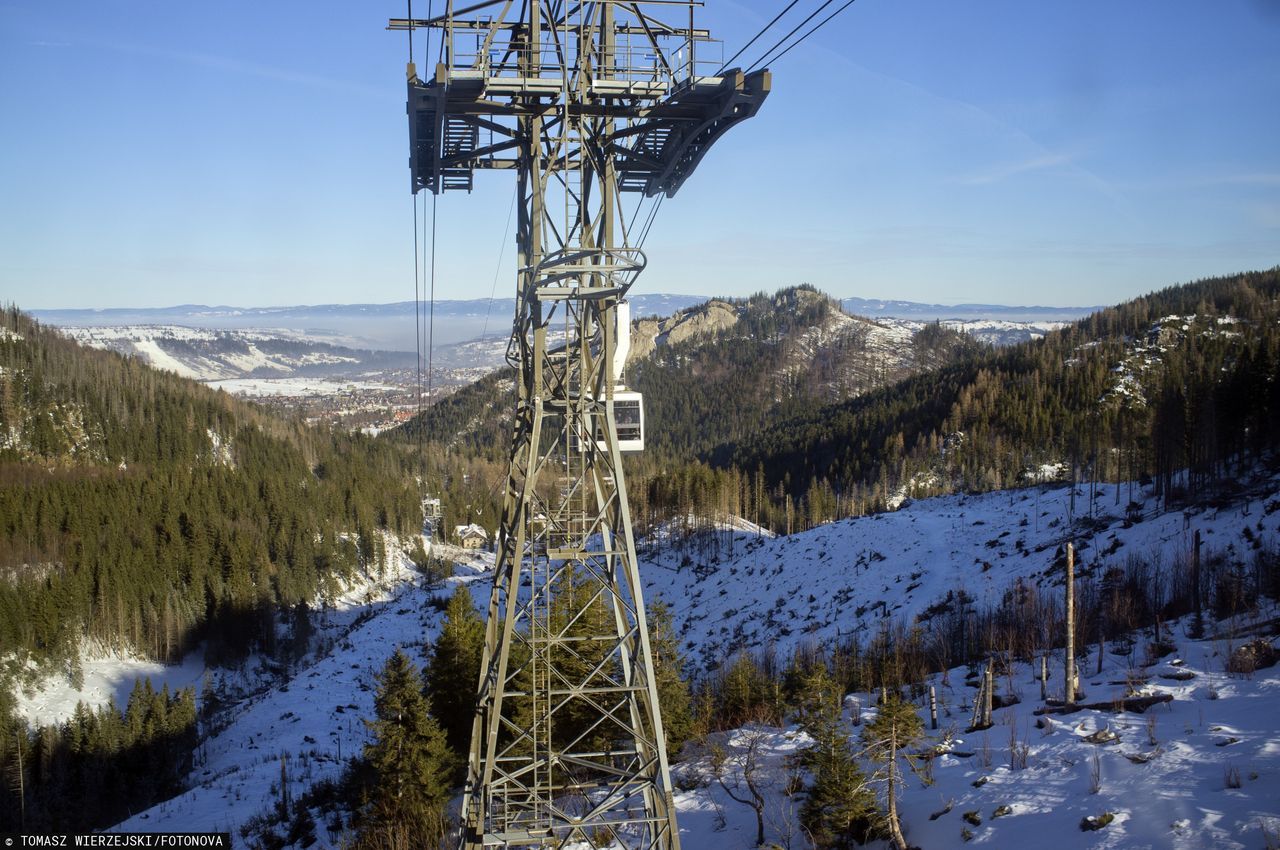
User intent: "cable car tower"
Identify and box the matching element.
[389,4,768,847]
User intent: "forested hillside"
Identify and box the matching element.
[0,307,423,690]
[393,286,982,535]
[390,269,1280,543]
[630,287,983,459]
[717,269,1280,523]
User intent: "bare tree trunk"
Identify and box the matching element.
[713,731,769,848]
[983,663,994,727]
[1192,529,1204,638]
[1065,542,1077,706]
[929,686,938,730]
[970,671,984,730]
[887,726,908,850]
[1039,655,1048,702]
[743,759,766,848]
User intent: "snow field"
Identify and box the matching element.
[883,637,1279,850]
[111,537,493,838]
[14,648,208,727]
[26,471,1268,847]
[641,475,1280,675]
[666,628,1280,850]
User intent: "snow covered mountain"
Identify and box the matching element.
[32,295,708,353]
[873,316,1069,347]
[34,294,1079,362]
[58,325,413,382]
[841,297,1099,324]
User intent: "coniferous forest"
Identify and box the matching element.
[721,269,1280,523]
[0,306,423,831]
[396,285,985,534]
[0,307,423,677]
[398,269,1280,536]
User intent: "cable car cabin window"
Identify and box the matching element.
[615,397,642,442]
[583,390,644,453]
[611,392,644,452]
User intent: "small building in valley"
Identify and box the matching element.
[454,523,489,550]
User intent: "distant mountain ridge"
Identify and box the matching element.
[32,294,1093,351]
[723,269,1280,522]
[841,296,1100,322]
[0,306,421,678]
[398,286,989,464]
[31,295,709,351]
[58,325,414,382]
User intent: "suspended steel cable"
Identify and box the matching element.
[408,0,423,433]
[637,193,665,251]
[715,0,801,73]
[413,188,424,429]
[748,0,859,72]
[426,192,438,402]
[624,193,653,247]
[743,0,835,74]
[481,185,519,341]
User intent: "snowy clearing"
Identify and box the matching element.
[34,470,1273,847]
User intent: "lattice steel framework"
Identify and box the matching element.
[390,4,768,847]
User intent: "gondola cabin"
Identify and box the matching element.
[571,390,645,454]
[612,390,644,453]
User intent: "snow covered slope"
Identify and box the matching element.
[640,474,1279,674]
[670,624,1280,850]
[107,544,493,838]
[876,316,1069,347]
[78,471,1279,847]
[58,325,409,382]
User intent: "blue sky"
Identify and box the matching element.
[1,0,1277,310]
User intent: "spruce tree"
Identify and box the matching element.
[796,667,874,849]
[861,693,923,850]
[718,653,773,727]
[425,586,485,766]
[363,650,452,843]
[648,601,694,756]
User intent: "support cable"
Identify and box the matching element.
[747,0,859,72]
[715,0,800,74]
[637,193,665,251]
[743,0,834,74]
[427,187,439,403]
[413,187,424,429]
[420,0,436,421]
[624,194,653,246]
[482,185,519,342]
[408,0,431,469]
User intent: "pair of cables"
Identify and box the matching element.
[719,0,859,75]
[410,0,438,436]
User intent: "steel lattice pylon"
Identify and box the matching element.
[390,5,768,847]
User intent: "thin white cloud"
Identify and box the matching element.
[1116,172,1280,192]
[760,38,1136,218]
[951,152,1078,186]
[97,40,392,101]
